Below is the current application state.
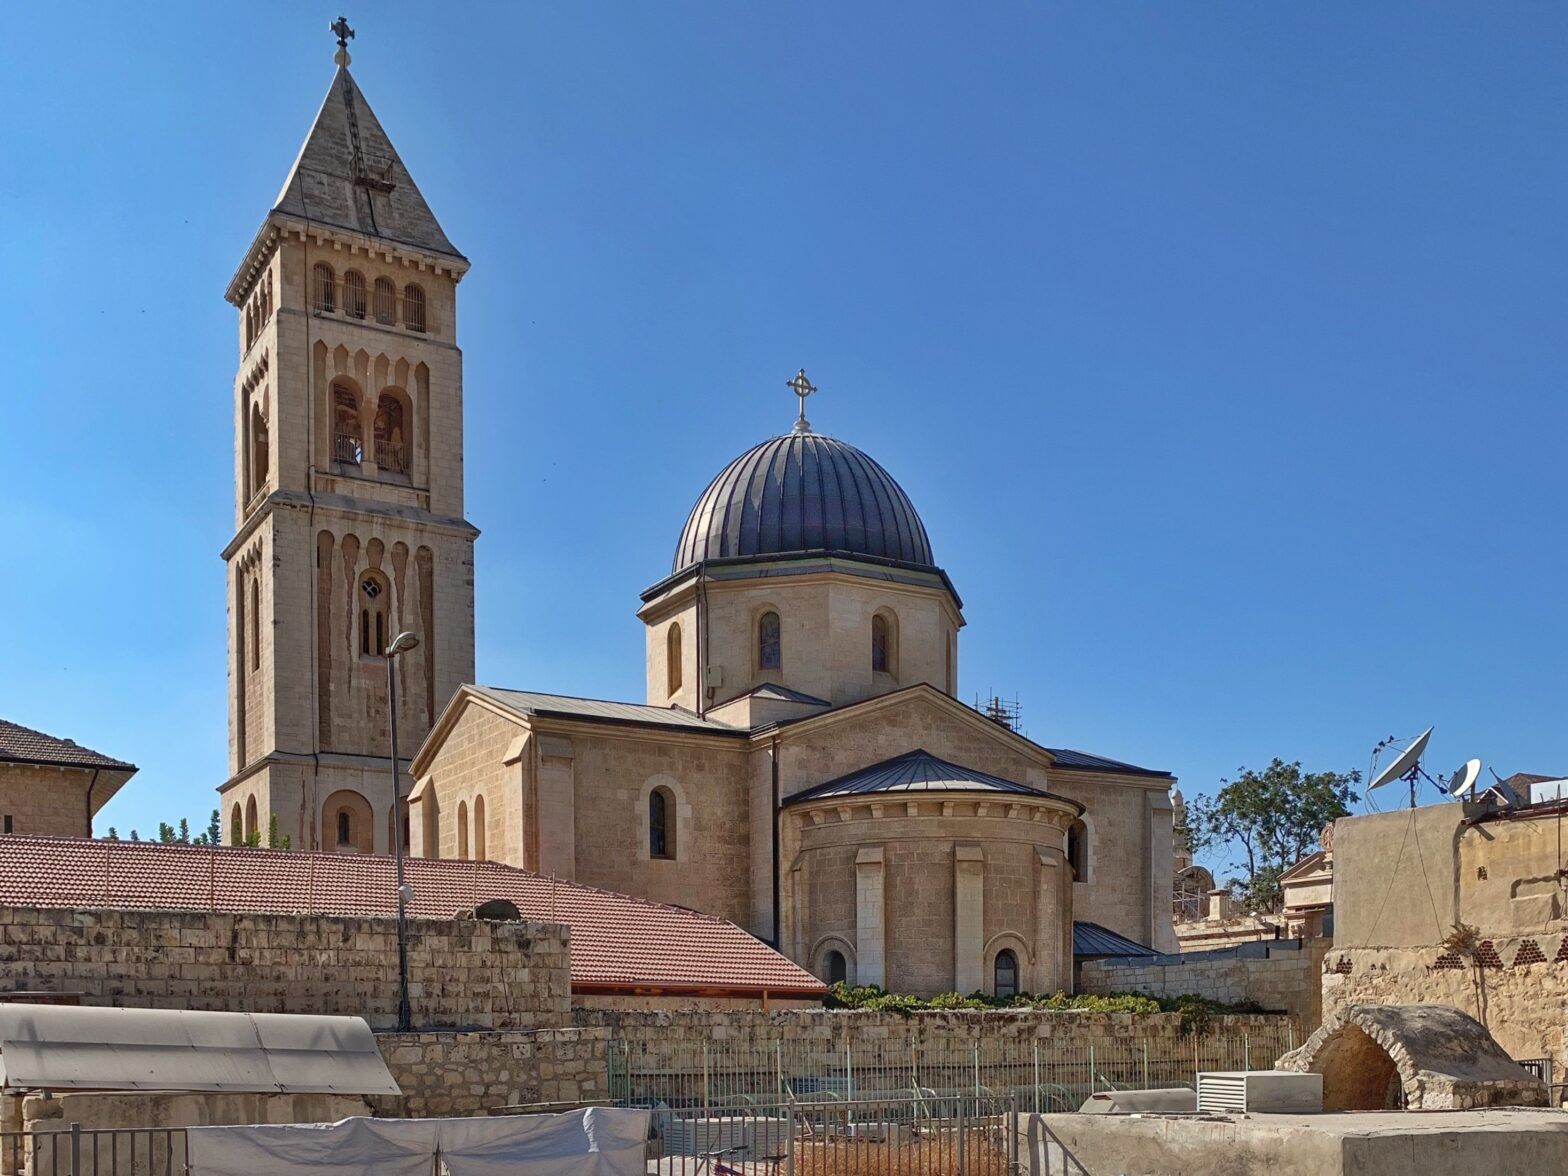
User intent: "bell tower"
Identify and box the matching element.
[220,25,477,852]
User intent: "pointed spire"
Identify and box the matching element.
[271,40,462,260]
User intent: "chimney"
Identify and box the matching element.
[1206,889,1234,921]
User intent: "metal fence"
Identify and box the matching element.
[0,1125,187,1176]
[611,1023,1298,1114]
[650,1094,1043,1175]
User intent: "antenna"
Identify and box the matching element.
[1368,726,1435,809]
[1447,759,1482,800]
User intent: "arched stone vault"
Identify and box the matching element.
[1276,1003,1546,1110]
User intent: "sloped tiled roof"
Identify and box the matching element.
[0,839,823,996]
[1073,920,1157,958]
[783,748,1060,806]
[1044,748,1172,779]
[0,721,134,772]
[473,686,747,735]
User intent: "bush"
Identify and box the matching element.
[822,981,1266,1031]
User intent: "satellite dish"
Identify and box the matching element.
[1447,759,1482,798]
[1369,727,1434,790]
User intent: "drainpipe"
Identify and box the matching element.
[695,565,709,716]
[83,769,102,838]
[771,733,782,950]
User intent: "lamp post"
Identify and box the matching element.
[385,630,420,1032]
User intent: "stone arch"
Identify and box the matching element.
[810,935,857,986]
[638,773,692,863]
[983,931,1034,997]
[322,790,374,854]
[457,799,470,860]
[1276,1003,1547,1111]
[229,803,243,846]
[1066,813,1094,883]
[871,607,899,679]
[373,386,413,475]
[753,603,783,674]
[244,796,258,843]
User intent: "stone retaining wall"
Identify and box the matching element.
[374,1028,612,1118]
[0,904,572,1031]
[1079,939,1331,1028]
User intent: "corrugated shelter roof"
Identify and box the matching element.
[0,1005,399,1095]
[472,686,746,735]
[673,433,936,574]
[1073,920,1157,958]
[273,67,462,259]
[0,720,134,771]
[783,749,1059,806]
[0,839,823,996]
[1044,748,1172,779]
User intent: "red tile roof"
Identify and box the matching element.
[0,838,824,997]
[0,721,134,771]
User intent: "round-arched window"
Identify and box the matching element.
[825,949,847,985]
[994,948,1019,999]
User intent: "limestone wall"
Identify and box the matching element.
[1323,937,1568,1077]
[0,905,571,1031]
[1080,939,1332,1028]
[374,1027,611,1118]
[0,766,93,838]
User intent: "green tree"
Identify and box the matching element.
[1185,759,1359,913]
[205,809,221,845]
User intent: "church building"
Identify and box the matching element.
[221,37,1179,997]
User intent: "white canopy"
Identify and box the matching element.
[0,1004,400,1095]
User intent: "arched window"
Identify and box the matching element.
[373,393,408,473]
[336,809,352,847]
[457,800,469,860]
[333,382,362,465]
[244,796,258,843]
[312,262,335,312]
[249,402,269,497]
[666,623,683,697]
[323,790,373,854]
[403,284,426,332]
[473,794,486,861]
[230,804,243,846]
[994,949,1019,999]
[758,611,781,671]
[358,571,390,657]
[1067,818,1088,881]
[249,578,261,672]
[871,614,889,673]
[373,277,396,324]
[649,787,675,859]
[342,269,367,319]
[825,949,847,985]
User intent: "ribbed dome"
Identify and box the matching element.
[674,433,935,573]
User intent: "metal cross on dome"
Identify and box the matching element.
[788,369,817,434]
[331,16,356,49]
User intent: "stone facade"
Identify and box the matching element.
[373,1028,611,1118]
[0,765,98,839]
[1327,802,1568,1076]
[220,65,477,855]
[0,905,570,1031]
[1081,939,1332,1028]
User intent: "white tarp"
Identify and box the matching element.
[186,1108,650,1176]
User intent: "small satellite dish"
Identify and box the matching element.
[1448,759,1482,798]
[1369,726,1434,790]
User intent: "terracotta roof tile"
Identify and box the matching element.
[0,838,823,996]
[0,721,135,771]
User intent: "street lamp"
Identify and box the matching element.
[385,629,420,1032]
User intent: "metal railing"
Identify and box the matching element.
[374,439,407,473]
[1,1124,187,1176]
[652,1094,1023,1175]
[334,432,363,465]
[610,1023,1298,1114]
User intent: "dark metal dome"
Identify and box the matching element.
[674,433,935,573]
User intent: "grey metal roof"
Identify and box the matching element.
[0,1005,400,1095]
[783,748,1054,806]
[674,433,935,574]
[1073,921,1157,958]
[1046,748,1172,779]
[273,67,461,259]
[739,683,831,706]
[473,687,745,735]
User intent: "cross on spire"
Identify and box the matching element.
[331,16,355,66]
[788,368,818,434]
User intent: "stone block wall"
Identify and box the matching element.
[0,905,571,1031]
[1079,939,1331,1029]
[374,1028,612,1118]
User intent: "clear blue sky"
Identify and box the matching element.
[3,4,1564,864]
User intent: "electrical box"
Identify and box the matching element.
[1197,1071,1323,1114]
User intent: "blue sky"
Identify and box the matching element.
[2,4,1564,869]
